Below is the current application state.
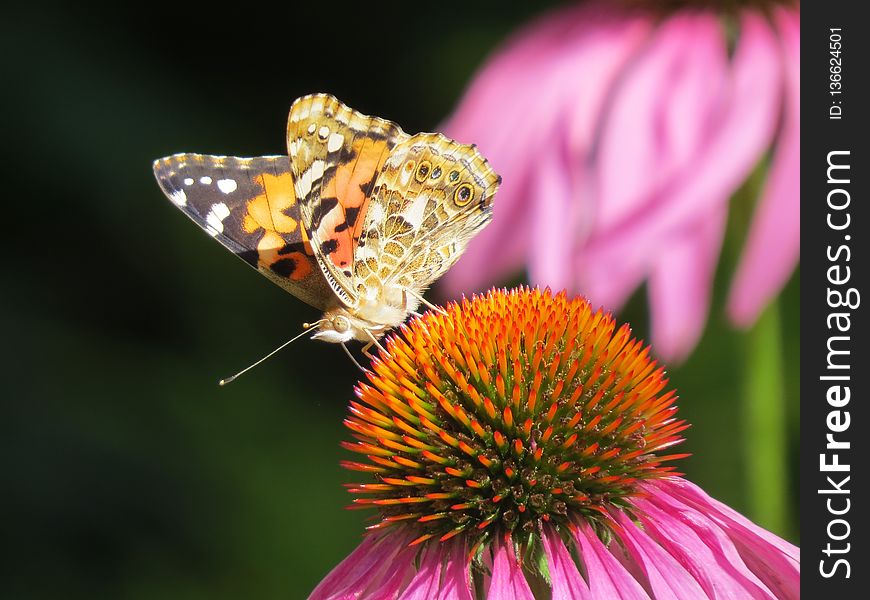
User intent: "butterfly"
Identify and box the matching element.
[153,93,501,353]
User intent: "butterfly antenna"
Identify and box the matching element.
[218,320,325,386]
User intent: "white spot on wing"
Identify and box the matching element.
[217,179,237,194]
[200,176,213,185]
[295,170,312,199]
[404,193,430,227]
[205,202,231,236]
[327,132,344,152]
[365,201,384,225]
[294,160,326,198]
[294,105,310,121]
[318,126,330,140]
[311,159,325,180]
[399,165,413,186]
[183,178,194,186]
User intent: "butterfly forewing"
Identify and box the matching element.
[152,153,335,310]
[285,94,409,308]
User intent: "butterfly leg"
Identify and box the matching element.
[362,329,387,358]
[403,288,448,316]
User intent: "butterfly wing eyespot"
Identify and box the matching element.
[454,183,474,206]
[352,132,501,303]
[415,160,432,183]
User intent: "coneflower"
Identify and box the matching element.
[311,288,799,599]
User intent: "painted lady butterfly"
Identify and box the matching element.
[153,94,500,352]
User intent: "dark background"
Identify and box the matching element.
[3,2,799,598]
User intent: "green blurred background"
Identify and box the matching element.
[2,2,798,598]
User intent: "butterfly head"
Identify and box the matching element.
[311,307,386,344]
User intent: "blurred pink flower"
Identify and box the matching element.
[310,479,800,599]
[441,0,800,362]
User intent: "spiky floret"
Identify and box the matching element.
[341,287,689,549]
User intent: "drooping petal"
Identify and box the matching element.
[540,524,593,599]
[594,11,730,231]
[572,522,651,599]
[309,530,417,600]
[435,540,475,600]
[399,543,445,600]
[634,490,780,598]
[487,537,535,600]
[440,0,654,298]
[395,539,474,600]
[579,10,782,317]
[647,207,727,362]
[647,479,799,598]
[372,546,430,600]
[728,7,801,327]
[612,508,708,599]
[527,141,576,291]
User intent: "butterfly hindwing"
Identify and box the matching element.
[353,134,501,295]
[152,153,336,310]
[285,94,409,308]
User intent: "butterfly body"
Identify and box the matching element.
[154,94,500,346]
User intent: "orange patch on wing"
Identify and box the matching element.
[315,196,354,269]
[282,252,313,281]
[314,137,392,272]
[334,137,389,212]
[257,231,314,282]
[257,230,286,255]
[242,212,262,234]
[248,172,298,234]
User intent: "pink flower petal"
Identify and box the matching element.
[613,509,709,599]
[572,522,651,599]
[435,540,475,600]
[728,7,801,327]
[366,550,419,600]
[594,11,729,230]
[647,479,799,598]
[540,524,593,599]
[634,491,780,598]
[580,10,782,318]
[575,251,650,313]
[440,0,654,298]
[309,530,416,600]
[396,540,474,600]
[648,207,727,362]
[527,142,576,291]
[399,543,444,600]
[488,537,535,600]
